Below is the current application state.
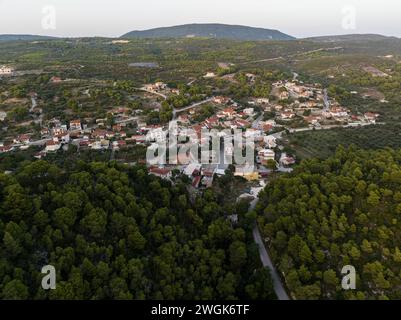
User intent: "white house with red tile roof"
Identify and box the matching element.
[364,112,380,123]
[129,135,147,144]
[106,131,115,139]
[14,134,30,144]
[235,119,251,128]
[69,119,82,131]
[213,96,231,104]
[50,76,62,83]
[149,167,172,179]
[330,107,348,118]
[304,115,321,125]
[280,153,296,167]
[258,149,277,167]
[34,151,47,159]
[221,107,236,118]
[280,111,296,120]
[92,129,107,140]
[52,125,68,136]
[205,116,219,128]
[45,140,61,152]
[144,82,167,92]
[262,123,273,133]
[0,145,14,153]
[54,132,70,144]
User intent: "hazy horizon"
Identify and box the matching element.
[0,0,400,38]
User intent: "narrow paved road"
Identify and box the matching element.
[29,96,37,113]
[173,97,214,119]
[240,47,343,66]
[249,197,290,300]
[110,148,115,161]
[252,114,263,129]
[240,56,284,65]
[115,116,138,124]
[287,121,384,133]
[28,138,51,146]
[135,87,167,100]
[323,89,330,111]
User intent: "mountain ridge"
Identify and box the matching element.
[304,34,400,42]
[121,23,295,41]
[0,34,58,42]
[1,30,398,43]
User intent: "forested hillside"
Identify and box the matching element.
[0,161,275,300]
[257,146,401,299]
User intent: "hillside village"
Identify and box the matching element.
[1,66,382,192]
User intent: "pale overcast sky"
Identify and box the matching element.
[0,0,400,38]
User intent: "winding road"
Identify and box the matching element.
[249,194,290,300]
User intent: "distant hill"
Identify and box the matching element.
[0,34,57,42]
[121,23,295,41]
[305,34,399,43]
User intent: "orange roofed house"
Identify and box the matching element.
[149,167,172,179]
[69,119,82,131]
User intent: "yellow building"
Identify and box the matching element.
[234,165,259,181]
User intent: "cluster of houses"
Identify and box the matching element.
[145,127,294,187]
[0,65,14,76]
[8,87,293,187]
[0,105,141,157]
[143,82,180,95]
[177,96,270,132]
[136,79,383,188]
[2,75,381,191]
[266,80,381,126]
[39,117,133,156]
[141,94,295,187]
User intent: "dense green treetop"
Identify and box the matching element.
[257,146,401,299]
[0,160,275,300]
